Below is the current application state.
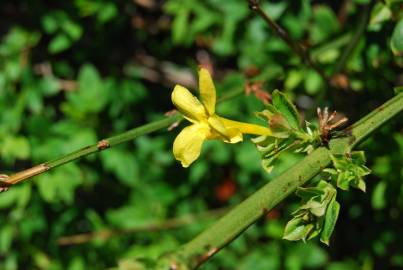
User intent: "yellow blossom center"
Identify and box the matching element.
[171,68,272,167]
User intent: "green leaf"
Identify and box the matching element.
[48,33,71,54]
[271,90,301,130]
[303,199,327,217]
[97,3,118,23]
[296,186,324,201]
[36,164,82,204]
[320,196,340,245]
[371,181,387,210]
[262,2,288,21]
[0,225,15,253]
[309,5,339,44]
[172,9,189,44]
[0,135,30,162]
[283,217,314,241]
[0,187,18,209]
[41,14,59,34]
[39,76,61,96]
[284,181,338,244]
[64,64,108,114]
[351,151,366,165]
[100,148,139,187]
[61,20,82,40]
[304,70,323,95]
[285,70,303,90]
[329,152,370,191]
[391,19,403,56]
[336,172,352,190]
[369,3,392,26]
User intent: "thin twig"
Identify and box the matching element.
[337,0,352,28]
[247,0,329,82]
[0,87,246,188]
[58,208,228,246]
[0,115,181,187]
[332,1,373,75]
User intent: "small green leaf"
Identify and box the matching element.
[172,9,189,44]
[351,151,366,165]
[36,164,82,204]
[262,2,288,20]
[320,196,340,245]
[271,90,301,130]
[61,20,82,40]
[100,148,139,187]
[48,33,71,54]
[391,19,403,56]
[41,14,59,34]
[329,152,370,191]
[369,3,392,26]
[304,199,327,217]
[283,217,314,241]
[372,181,387,210]
[97,3,118,23]
[64,64,109,114]
[304,70,323,95]
[353,178,367,192]
[309,5,339,44]
[285,181,338,244]
[336,172,352,190]
[285,70,303,90]
[296,187,324,201]
[0,135,31,162]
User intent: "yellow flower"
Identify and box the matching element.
[171,68,272,167]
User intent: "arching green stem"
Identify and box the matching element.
[156,92,403,269]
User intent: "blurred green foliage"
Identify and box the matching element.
[0,0,402,269]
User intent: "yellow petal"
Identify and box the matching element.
[172,85,207,123]
[207,115,243,144]
[218,116,272,136]
[224,127,243,143]
[173,123,209,167]
[199,68,216,116]
[208,128,243,144]
[207,115,229,139]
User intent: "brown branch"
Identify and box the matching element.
[247,0,329,83]
[332,1,373,76]
[58,208,227,246]
[337,0,352,28]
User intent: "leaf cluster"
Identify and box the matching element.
[283,180,339,245]
[252,90,320,172]
[283,151,371,245]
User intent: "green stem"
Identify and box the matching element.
[1,86,246,187]
[350,91,403,148]
[51,114,183,168]
[179,147,332,269]
[156,92,403,269]
[2,114,182,186]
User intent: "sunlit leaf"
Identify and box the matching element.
[271,90,301,131]
[320,196,340,245]
[391,19,403,55]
